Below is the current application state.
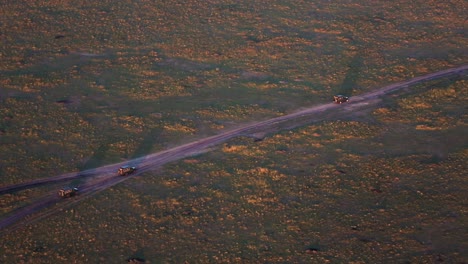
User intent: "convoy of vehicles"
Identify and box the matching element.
[57,166,137,197]
[333,95,349,104]
[59,94,343,196]
[58,94,346,196]
[118,165,137,176]
[58,187,78,198]
[56,93,344,196]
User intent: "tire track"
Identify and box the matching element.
[1,64,466,233]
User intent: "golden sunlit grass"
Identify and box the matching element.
[197,105,279,124]
[0,0,467,262]
[374,79,467,130]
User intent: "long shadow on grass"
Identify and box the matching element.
[77,144,110,171]
[336,52,364,96]
[130,128,164,160]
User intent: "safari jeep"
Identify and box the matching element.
[58,187,78,198]
[333,95,349,104]
[118,165,136,176]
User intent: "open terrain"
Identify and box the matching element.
[1,65,465,233]
[1,0,467,263]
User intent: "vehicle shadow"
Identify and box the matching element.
[130,128,164,160]
[336,52,364,97]
[77,143,110,171]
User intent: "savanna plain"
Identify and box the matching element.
[0,0,467,263]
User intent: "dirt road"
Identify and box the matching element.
[1,64,467,233]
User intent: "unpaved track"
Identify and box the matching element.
[1,65,467,233]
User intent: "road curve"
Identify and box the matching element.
[1,64,467,233]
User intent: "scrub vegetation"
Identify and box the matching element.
[0,0,466,262]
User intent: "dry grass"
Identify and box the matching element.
[0,0,467,262]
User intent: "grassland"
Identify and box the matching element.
[1,0,467,262]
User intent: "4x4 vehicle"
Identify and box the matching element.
[118,165,136,176]
[333,95,349,104]
[58,187,78,198]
